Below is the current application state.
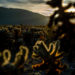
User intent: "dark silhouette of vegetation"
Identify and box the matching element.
[46,0,75,75]
[0,0,75,75]
[47,0,75,57]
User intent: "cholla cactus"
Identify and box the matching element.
[32,40,65,75]
[46,0,75,56]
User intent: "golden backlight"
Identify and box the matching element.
[65,7,75,12]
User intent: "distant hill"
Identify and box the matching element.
[0,7,49,25]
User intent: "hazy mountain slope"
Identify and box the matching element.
[0,7,49,25]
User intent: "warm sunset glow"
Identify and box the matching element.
[32,60,44,68]
[65,7,75,12]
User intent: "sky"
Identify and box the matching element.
[0,0,74,16]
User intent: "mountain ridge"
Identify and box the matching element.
[0,7,49,25]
